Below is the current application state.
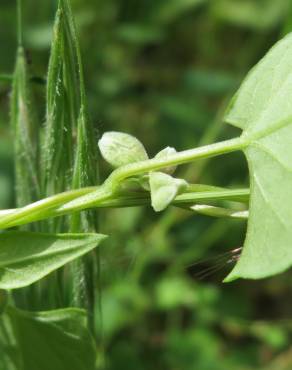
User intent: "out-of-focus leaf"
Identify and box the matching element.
[212,0,289,30]
[0,312,18,370]
[0,174,12,209]
[250,323,288,349]
[150,0,206,24]
[165,328,223,370]
[183,69,238,96]
[7,306,96,370]
[155,276,198,309]
[100,281,148,338]
[117,24,165,44]
[25,24,53,49]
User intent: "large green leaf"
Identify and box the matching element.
[7,306,96,370]
[0,231,106,289]
[224,33,292,281]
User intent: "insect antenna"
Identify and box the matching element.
[187,247,242,280]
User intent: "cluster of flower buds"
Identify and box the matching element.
[98,131,189,211]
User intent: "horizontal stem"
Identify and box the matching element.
[0,186,98,229]
[107,136,247,188]
[51,136,248,214]
[175,188,249,204]
[0,136,248,229]
[0,187,249,229]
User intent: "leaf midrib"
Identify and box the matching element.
[242,115,292,144]
[0,242,97,268]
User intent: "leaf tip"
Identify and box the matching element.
[223,270,239,283]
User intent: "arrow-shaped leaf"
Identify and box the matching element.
[224,33,292,281]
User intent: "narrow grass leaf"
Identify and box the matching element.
[10,47,39,209]
[42,2,80,200]
[62,0,101,317]
[42,7,66,197]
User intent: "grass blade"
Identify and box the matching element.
[10,46,40,212]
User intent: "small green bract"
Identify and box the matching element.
[98,131,149,168]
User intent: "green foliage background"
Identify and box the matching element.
[1,0,292,369]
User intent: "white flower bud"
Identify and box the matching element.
[98,131,148,168]
[154,147,177,174]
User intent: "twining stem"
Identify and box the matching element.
[107,136,247,188]
[54,135,248,214]
[0,136,248,229]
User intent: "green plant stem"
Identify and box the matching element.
[0,187,97,228]
[55,136,247,214]
[0,136,248,229]
[107,136,247,188]
[0,186,249,228]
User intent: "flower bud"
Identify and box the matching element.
[154,147,177,174]
[98,131,148,168]
[149,171,188,212]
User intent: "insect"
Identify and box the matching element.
[186,247,242,280]
[101,246,243,283]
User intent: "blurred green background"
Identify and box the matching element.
[1,0,292,369]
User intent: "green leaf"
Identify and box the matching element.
[224,33,292,281]
[149,172,188,212]
[42,3,79,199]
[42,6,66,197]
[155,276,198,309]
[0,231,107,289]
[212,0,289,30]
[7,306,96,370]
[71,108,100,309]
[10,47,39,209]
[58,0,102,312]
[150,0,206,24]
